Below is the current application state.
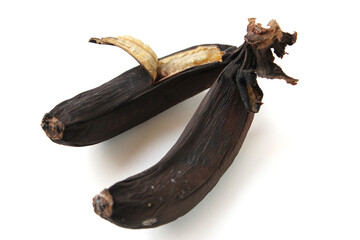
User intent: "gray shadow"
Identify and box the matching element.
[88,91,207,184]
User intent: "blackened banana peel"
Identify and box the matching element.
[93,19,298,229]
[41,40,236,146]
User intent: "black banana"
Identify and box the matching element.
[93,19,298,229]
[41,37,236,146]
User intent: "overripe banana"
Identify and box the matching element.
[41,36,236,146]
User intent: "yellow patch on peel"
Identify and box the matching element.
[157,46,224,81]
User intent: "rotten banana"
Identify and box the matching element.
[93,19,298,229]
[41,35,237,146]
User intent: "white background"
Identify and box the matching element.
[1,0,359,239]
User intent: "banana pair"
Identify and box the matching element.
[42,18,297,229]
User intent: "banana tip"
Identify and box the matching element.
[41,114,64,140]
[93,189,113,219]
[89,38,102,44]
